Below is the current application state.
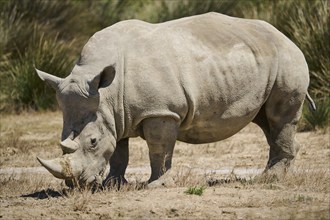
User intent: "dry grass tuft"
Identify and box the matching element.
[281,169,330,193]
[103,180,148,192]
[68,189,93,212]
[248,167,330,193]
[157,165,330,195]
[0,173,62,197]
[0,111,62,167]
[0,130,40,157]
[172,167,207,187]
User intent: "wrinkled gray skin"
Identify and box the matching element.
[36,13,315,187]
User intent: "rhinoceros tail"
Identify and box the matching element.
[306,92,316,111]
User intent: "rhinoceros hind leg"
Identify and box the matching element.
[103,138,129,188]
[142,117,178,183]
[253,88,305,176]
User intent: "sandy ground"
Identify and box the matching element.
[0,111,329,219]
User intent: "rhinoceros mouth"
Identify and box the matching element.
[53,168,106,188]
[64,163,108,188]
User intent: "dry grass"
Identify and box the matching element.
[0,173,62,197]
[280,169,330,193]
[0,111,329,219]
[0,111,62,167]
[2,165,328,195]
[0,167,329,219]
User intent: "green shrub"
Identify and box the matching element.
[145,0,239,23]
[184,186,206,196]
[303,98,330,130]
[0,0,81,111]
[281,0,329,100]
[237,0,329,100]
[287,0,329,130]
[0,0,148,111]
[1,33,75,111]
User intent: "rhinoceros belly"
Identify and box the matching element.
[177,106,259,144]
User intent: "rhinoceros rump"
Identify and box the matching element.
[36,13,315,187]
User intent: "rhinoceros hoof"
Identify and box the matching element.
[148,176,176,189]
[257,160,292,182]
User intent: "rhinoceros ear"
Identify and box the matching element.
[35,68,62,90]
[89,66,115,95]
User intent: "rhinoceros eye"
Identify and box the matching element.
[90,138,97,148]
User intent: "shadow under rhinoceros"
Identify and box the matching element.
[21,188,64,199]
[207,176,255,186]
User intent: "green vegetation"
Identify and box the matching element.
[1,0,328,128]
[303,99,330,130]
[184,186,206,196]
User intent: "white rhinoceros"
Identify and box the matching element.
[36,12,315,187]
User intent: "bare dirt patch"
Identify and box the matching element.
[0,111,329,219]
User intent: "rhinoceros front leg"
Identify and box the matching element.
[103,138,129,187]
[142,117,178,183]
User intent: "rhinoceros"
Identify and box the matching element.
[36,12,315,187]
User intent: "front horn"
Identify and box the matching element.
[37,156,74,179]
[35,68,62,90]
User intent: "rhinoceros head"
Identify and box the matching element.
[35,66,116,186]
